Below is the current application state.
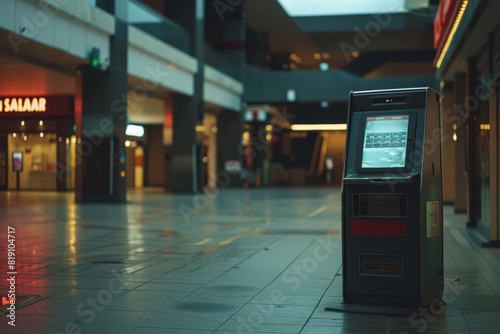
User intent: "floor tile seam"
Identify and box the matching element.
[298,264,342,333]
[157,235,286,319]
[460,310,475,333]
[209,236,327,333]
[207,234,301,334]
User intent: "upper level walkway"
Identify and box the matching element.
[0,188,499,333]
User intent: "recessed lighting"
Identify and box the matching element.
[291,124,347,131]
[314,53,321,60]
[322,53,330,59]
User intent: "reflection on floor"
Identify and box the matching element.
[0,188,499,334]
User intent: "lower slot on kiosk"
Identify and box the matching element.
[360,254,403,277]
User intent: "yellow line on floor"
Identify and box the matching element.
[199,229,267,254]
[308,204,330,217]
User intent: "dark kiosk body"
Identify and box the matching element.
[342,87,443,306]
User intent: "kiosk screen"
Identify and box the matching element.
[361,115,409,168]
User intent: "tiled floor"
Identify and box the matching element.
[0,188,499,333]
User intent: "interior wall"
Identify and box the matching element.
[325,130,346,187]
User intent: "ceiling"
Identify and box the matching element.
[244,0,438,75]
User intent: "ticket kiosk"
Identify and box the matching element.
[342,87,443,306]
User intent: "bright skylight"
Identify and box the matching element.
[276,0,408,17]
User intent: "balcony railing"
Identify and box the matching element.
[204,45,240,80]
[126,0,190,54]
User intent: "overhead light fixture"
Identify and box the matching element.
[291,124,347,131]
[195,125,206,132]
[322,53,330,59]
[314,53,321,60]
[125,124,145,137]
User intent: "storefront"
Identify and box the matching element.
[0,95,75,191]
[435,0,500,245]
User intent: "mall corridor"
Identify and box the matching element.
[0,189,500,334]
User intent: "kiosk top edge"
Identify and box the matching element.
[350,87,436,97]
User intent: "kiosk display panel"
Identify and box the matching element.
[361,115,409,168]
[356,111,416,173]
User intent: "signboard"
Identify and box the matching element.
[0,98,46,113]
[434,0,460,50]
[0,96,73,117]
[12,152,23,172]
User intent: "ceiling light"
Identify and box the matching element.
[291,124,347,131]
[319,62,329,71]
[126,124,145,137]
[314,53,321,60]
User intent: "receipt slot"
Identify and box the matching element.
[342,87,443,306]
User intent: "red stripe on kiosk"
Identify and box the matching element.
[351,220,406,237]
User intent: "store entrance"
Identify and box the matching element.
[126,141,144,188]
[8,133,57,190]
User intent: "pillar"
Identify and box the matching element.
[440,82,456,204]
[217,109,243,187]
[466,59,480,226]
[454,73,467,213]
[74,0,128,202]
[165,0,205,193]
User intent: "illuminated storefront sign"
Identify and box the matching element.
[0,97,46,113]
